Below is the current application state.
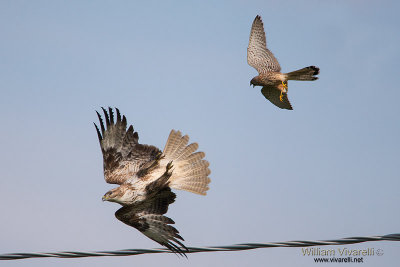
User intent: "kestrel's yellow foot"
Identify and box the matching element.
[279,81,287,102]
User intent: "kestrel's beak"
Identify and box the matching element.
[102,195,108,201]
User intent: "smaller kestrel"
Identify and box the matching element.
[247,15,320,110]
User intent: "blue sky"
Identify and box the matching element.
[0,1,399,266]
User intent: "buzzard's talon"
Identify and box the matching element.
[167,161,174,170]
[166,161,174,172]
[155,151,165,161]
[281,81,287,89]
[279,91,284,102]
[137,154,164,177]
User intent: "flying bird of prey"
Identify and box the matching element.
[247,15,320,110]
[94,107,211,256]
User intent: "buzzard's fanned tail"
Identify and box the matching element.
[162,130,211,195]
[285,66,320,81]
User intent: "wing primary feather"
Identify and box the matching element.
[171,239,189,256]
[173,238,187,249]
[175,233,184,241]
[101,107,110,127]
[116,108,121,122]
[94,123,102,142]
[127,125,134,134]
[164,242,182,257]
[96,111,105,134]
[165,241,188,258]
[108,107,114,124]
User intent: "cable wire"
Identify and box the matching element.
[1,233,399,260]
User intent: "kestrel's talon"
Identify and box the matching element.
[279,91,283,102]
[281,81,287,89]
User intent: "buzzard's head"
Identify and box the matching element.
[102,187,122,202]
[250,76,262,88]
[102,184,136,205]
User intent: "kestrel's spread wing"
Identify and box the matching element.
[247,15,281,73]
[94,107,161,184]
[115,188,188,256]
[261,86,293,110]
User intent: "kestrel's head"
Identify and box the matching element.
[250,76,262,87]
[102,184,135,205]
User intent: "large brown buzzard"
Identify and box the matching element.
[94,108,211,256]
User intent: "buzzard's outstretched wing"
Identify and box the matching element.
[115,188,188,256]
[247,15,281,73]
[94,107,161,184]
[261,86,293,110]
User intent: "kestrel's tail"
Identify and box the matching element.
[162,130,211,195]
[285,66,319,81]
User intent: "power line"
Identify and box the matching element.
[1,233,399,260]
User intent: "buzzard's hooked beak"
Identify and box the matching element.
[102,195,108,201]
